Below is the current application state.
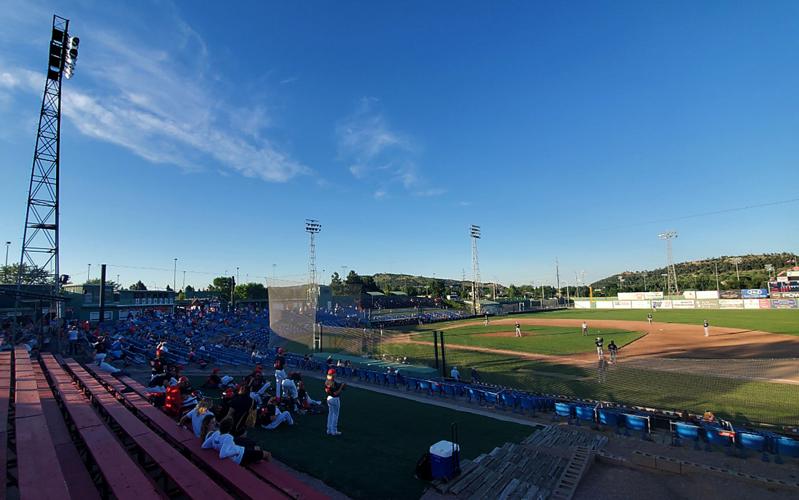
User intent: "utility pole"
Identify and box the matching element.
[658,231,679,295]
[555,258,561,297]
[730,257,742,284]
[4,241,10,267]
[714,260,720,292]
[182,270,186,290]
[87,263,91,283]
[173,258,178,292]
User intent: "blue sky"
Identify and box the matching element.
[1,0,798,290]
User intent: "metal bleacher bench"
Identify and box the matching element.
[62,359,232,499]
[40,354,162,500]
[86,366,325,499]
[13,348,70,499]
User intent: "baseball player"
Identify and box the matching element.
[703,319,709,337]
[608,340,618,364]
[324,369,346,436]
[582,321,588,336]
[514,322,522,337]
[484,313,489,327]
[273,347,287,397]
[646,313,653,325]
[595,337,604,360]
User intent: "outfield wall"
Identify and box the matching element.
[573,298,797,310]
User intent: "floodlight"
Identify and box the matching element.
[305,219,321,233]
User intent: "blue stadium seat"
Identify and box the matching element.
[574,405,595,426]
[466,388,483,404]
[776,436,799,458]
[598,408,621,434]
[519,396,537,415]
[623,413,651,439]
[672,422,701,449]
[554,402,573,421]
[500,392,516,411]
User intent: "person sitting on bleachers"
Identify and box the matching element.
[260,396,294,430]
[450,366,460,382]
[702,409,716,423]
[202,417,271,466]
[228,385,257,437]
[93,336,108,365]
[179,399,215,438]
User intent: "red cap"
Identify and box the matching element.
[327,368,336,376]
[278,347,285,354]
[224,388,234,397]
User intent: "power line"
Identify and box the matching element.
[601,197,799,231]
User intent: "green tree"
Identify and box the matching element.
[184,285,195,293]
[85,278,119,290]
[0,263,51,285]
[235,282,268,301]
[329,272,344,294]
[130,280,147,291]
[430,279,445,298]
[507,284,520,298]
[209,277,234,294]
[345,271,362,285]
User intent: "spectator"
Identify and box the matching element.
[702,409,716,423]
[179,400,215,438]
[450,366,460,381]
[470,367,480,383]
[93,336,107,365]
[228,385,256,437]
[67,326,79,355]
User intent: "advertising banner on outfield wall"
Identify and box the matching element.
[719,299,744,309]
[696,290,720,299]
[697,299,719,309]
[596,301,614,309]
[574,301,591,309]
[672,299,695,309]
[743,299,770,309]
[741,289,769,298]
[631,300,651,309]
[612,300,632,309]
[652,300,673,309]
[771,299,798,309]
[683,291,696,299]
[720,290,742,299]
[773,292,799,298]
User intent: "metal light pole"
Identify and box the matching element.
[715,260,720,292]
[173,258,177,291]
[87,263,91,283]
[730,257,742,284]
[4,241,10,267]
[182,270,186,290]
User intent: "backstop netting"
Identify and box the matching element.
[267,280,317,351]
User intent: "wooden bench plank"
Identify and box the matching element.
[65,361,232,499]
[102,373,291,499]
[33,363,100,499]
[15,414,71,498]
[40,355,162,500]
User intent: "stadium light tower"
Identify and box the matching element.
[470,225,481,314]
[306,219,321,299]
[16,15,79,318]
[658,231,679,296]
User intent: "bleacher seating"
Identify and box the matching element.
[0,347,332,499]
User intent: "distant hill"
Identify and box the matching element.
[591,252,796,295]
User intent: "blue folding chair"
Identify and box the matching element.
[598,408,621,434]
[466,387,483,404]
[672,422,701,450]
[554,402,574,422]
[574,405,595,426]
[623,414,651,440]
[500,392,517,412]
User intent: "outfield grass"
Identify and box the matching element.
[195,380,532,500]
[420,324,643,355]
[401,308,799,336]
[376,343,799,427]
[533,309,799,335]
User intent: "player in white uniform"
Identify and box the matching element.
[703,319,709,337]
[582,321,588,336]
[514,322,522,337]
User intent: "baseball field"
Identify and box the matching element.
[378,308,799,427]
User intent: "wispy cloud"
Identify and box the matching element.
[336,97,444,199]
[0,3,308,183]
